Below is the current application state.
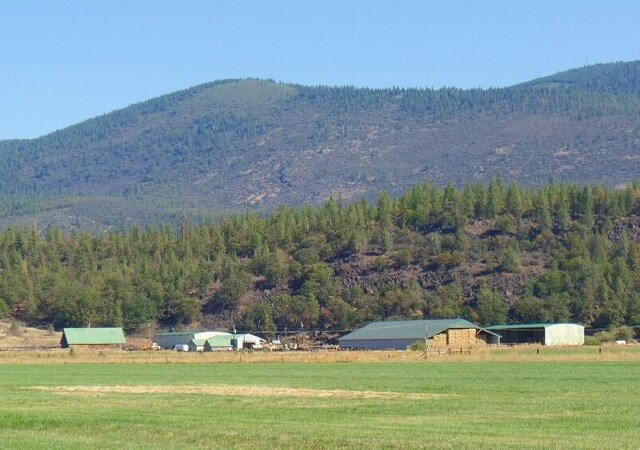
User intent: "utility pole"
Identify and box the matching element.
[425,323,429,352]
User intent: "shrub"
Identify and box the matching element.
[614,327,634,342]
[593,330,616,343]
[592,328,634,343]
[8,320,21,336]
[393,249,413,268]
[584,336,601,346]
[499,249,521,273]
[0,299,9,319]
[409,341,426,351]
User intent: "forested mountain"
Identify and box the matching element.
[1,179,640,339]
[2,61,640,230]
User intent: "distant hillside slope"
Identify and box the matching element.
[1,61,640,230]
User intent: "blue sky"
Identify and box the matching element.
[1,0,639,139]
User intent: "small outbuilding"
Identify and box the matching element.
[61,327,126,350]
[188,339,206,352]
[232,333,266,350]
[338,319,499,350]
[204,335,233,352]
[485,323,584,346]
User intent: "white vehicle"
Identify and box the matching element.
[173,344,189,352]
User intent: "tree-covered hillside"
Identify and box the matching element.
[1,62,640,230]
[1,179,640,340]
[521,61,640,96]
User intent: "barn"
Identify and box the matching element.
[155,331,230,349]
[339,319,500,350]
[61,327,126,350]
[188,338,207,352]
[486,323,584,346]
[204,335,233,352]
[232,333,266,350]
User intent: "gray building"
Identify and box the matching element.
[339,318,499,350]
[485,323,584,346]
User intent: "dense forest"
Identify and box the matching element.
[1,178,640,340]
[1,62,640,231]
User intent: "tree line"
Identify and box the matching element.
[1,177,640,339]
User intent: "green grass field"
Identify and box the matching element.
[0,359,639,449]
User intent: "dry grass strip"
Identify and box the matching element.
[26,384,444,400]
[4,346,640,365]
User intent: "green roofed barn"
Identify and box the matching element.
[61,328,126,350]
[188,339,207,352]
[339,319,500,350]
[204,335,233,352]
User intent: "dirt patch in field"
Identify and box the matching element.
[27,384,444,400]
[0,320,62,348]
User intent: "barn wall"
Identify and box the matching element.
[338,339,417,350]
[204,344,232,352]
[156,335,195,349]
[545,324,585,346]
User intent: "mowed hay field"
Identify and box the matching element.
[0,355,639,449]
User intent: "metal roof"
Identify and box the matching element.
[487,324,551,330]
[156,331,230,337]
[62,328,126,345]
[189,339,207,346]
[239,333,266,343]
[156,332,198,337]
[486,323,582,330]
[156,331,209,336]
[339,319,497,342]
[206,335,233,347]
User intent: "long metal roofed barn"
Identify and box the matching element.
[338,318,500,350]
[485,323,584,346]
[61,327,126,349]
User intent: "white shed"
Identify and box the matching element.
[231,333,266,350]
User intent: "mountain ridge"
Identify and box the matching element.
[2,61,640,231]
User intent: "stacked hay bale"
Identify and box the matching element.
[447,329,487,347]
[428,333,448,349]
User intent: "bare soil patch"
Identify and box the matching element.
[0,320,61,348]
[27,384,444,400]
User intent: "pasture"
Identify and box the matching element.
[0,349,639,449]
